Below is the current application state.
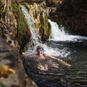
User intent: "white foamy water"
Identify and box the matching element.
[49,20,87,41]
[21,5,79,57]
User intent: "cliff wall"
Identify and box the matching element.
[0,0,37,87]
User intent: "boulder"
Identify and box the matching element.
[0,36,37,87]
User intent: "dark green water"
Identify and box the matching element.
[23,40,87,87]
[46,40,87,87]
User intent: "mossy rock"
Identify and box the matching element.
[0,83,5,87]
[40,13,52,41]
[11,0,31,53]
[21,2,51,41]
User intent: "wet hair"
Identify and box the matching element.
[36,45,44,53]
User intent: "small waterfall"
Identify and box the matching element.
[21,5,40,48]
[49,20,87,41]
[49,20,69,41]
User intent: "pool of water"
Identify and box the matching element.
[23,40,87,87]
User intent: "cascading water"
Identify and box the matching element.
[49,20,69,41]
[49,20,87,41]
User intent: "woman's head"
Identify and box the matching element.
[36,45,44,54]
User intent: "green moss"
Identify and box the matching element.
[38,5,42,12]
[11,0,30,53]
[40,14,51,41]
[48,22,52,36]
[34,3,42,13]
[5,5,9,13]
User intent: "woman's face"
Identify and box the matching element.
[38,49,44,54]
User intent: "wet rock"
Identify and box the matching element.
[0,36,37,87]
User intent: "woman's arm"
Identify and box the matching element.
[45,54,71,68]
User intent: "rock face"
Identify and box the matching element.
[0,0,37,87]
[50,0,87,36]
[0,0,31,53]
[0,37,37,87]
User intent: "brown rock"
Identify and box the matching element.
[0,36,37,87]
[0,0,6,13]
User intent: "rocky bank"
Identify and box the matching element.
[0,0,37,87]
[0,0,52,86]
